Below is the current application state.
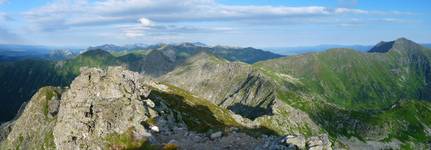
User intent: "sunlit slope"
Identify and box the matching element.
[256,38,431,110]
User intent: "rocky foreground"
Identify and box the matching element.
[0,66,331,150]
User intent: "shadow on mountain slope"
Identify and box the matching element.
[148,89,278,136]
[227,103,273,120]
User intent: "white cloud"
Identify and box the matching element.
[139,17,153,27]
[120,22,234,38]
[24,0,393,31]
[335,8,368,14]
[18,0,415,43]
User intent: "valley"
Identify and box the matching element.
[1,38,431,149]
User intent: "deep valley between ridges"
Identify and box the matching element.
[1,38,431,149]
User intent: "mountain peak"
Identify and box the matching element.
[395,37,409,42]
[186,51,227,64]
[393,37,417,46]
[368,37,421,53]
[81,49,112,57]
[368,41,395,53]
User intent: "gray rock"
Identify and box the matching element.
[210,131,223,139]
[0,122,13,142]
[47,99,60,118]
[144,99,156,108]
[168,139,178,144]
[151,126,160,133]
[0,87,61,149]
[307,134,332,150]
[280,135,306,149]
[53,67,154,149]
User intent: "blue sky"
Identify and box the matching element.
[0,0,430,47]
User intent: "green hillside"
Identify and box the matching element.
[256,38,431,110]
[253,38,431,146]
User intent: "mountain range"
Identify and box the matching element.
[1,38,431,149]
[0,44,282,123]
[266,43,431,55]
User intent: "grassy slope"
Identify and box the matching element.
[149,84,278,136]
[254,44,431,144]
[256,48,430,110]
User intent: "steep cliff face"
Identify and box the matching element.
[161,53,277,119]
[161,53,322,137]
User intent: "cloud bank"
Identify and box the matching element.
[24,0,411,31]
[3,0,421,46]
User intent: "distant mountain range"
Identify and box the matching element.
[2,42,430,61]
[0,44,82,61]
[0,44,53,61]
[1,38,431,149]
[265,43,431,55]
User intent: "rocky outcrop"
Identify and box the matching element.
[280,135,306,149]
[0,122,13,144]
[53,67,155,149]
[307,134,332,150]
[0,67,161,149]
[0,87,62,149]
[277,134,332,150]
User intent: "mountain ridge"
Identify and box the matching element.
[1,37,431,149]
[0,66,331,149]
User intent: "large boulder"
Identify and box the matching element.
[47,98,60,118]
[210,131,223,140]
[280,135,306,149]
[307,134,332,150]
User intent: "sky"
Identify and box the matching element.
[0,0,430,47]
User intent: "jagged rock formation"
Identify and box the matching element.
[53,67,154,149]
[0,67,158,149]
[0,87,62,149]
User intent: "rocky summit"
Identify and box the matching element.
[0,66,331,150]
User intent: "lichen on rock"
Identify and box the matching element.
[53,66,156,149]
